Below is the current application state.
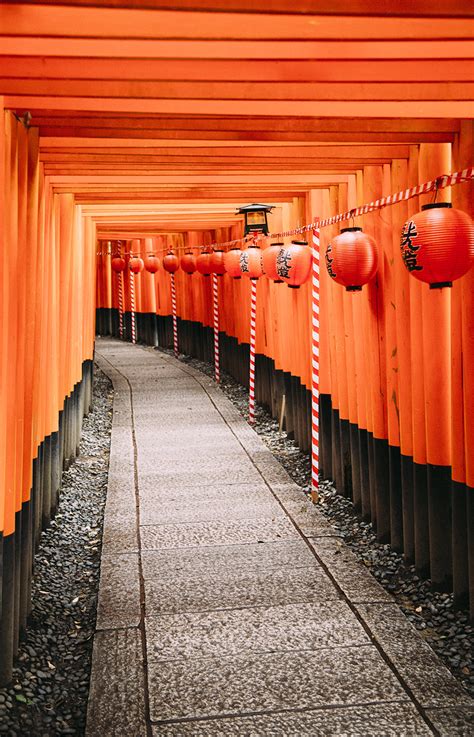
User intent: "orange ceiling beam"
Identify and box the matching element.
[6,97,472,117]
[2,58,472,83]
[2,5,472,40]
[4,0,474,16]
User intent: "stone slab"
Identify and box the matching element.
[282,497,342,538]
[141,539,316,579]
[137,456,255,478]
[139,495,282,526]
[152,702,433,736]
[102,513,139,554]
[425,706,474,736]
[140,515,298,550]
[148,645,409,722]
[355,603,473,708]
[96,553,141,630]
[137,481,270,504]
[143,564,340,614]
[146,600,369,661]
[307,535,393,603]
[136,466,263,490]
[86,627,147,737]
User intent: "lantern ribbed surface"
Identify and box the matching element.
[262,243,284,283]
[163,252,179,273]
[400,203,474,288]
[197,252,212,276]
[129,256,144,274]
[210,249,226,275]
[326,227,378,291]
[224,248,243,279]
[180,251,197,274]
[111,256,126,273]
[276,240,312,289]
[144,254,160,273]
[240,245,263,280]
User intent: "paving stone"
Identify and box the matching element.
[307,535,393,603]
[146,600,369,661]
[86,628,147,737]
[143,564,340,614]
[96,553,141,630]
[141,538,316,579]
[140,495,281,525]
[152,702,433,736]
[138,480,269,502]
[136,465,263,490]
[281,497,342,538]
[425,706,474,736]
[140,515,298,550]
[102,514,139,554]
[355,603,473,708]
[148,645,409,722]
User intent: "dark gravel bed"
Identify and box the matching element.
[172,350,474,699]
[0,367,113,737]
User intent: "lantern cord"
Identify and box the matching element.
[96,167,473,257]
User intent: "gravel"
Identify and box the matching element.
[172,349,474,700]
[0,367,113,736]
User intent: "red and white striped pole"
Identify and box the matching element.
[117,271,124,339]
[117,242,124,340]
[170,272,179,358]
[248,278,257,424]
[129,262,137,344]
[212,273,220,383]
[311,223,321,503]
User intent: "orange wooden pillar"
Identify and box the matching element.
[452,122,474,614]
[418,143,453,590]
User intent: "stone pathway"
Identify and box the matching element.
[86,338,473,736]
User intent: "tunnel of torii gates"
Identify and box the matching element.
[0,0,474,684]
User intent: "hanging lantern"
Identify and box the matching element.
[276,240,312,289]
[326,227,378,291]
[181,251,197,275]
[144,254,160,273]
[129,256,144,274]
[240,245,263,280]
[224,247,243,279]
[210,248,226,276]
[197,250,212,276]
[262,242,284,283]
[163,251,179,274]
[236,203,274,236]
[400,203,474,288]
[111,256,125,272]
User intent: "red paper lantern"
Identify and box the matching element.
[240,245,263,280]
[262,242,284,283]
[223,248,243,279]
[276,240,312,289]
[197,251,212,276]
[144,254,160,273]
[326,227,378,291]
[400,203,474,288]
[180,251,197,275]
[129,256,144,274]
[210,249,226,276]
[163,252,179,274]
[111,256,125,273]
